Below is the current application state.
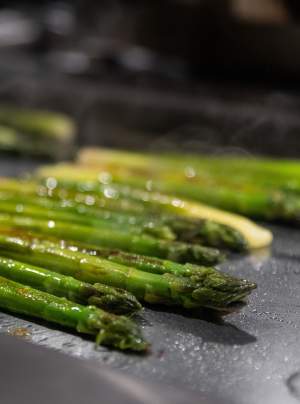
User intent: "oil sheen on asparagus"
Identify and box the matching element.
[0,275,148,351]
[76,148,300,224]
[36,161,273,249]
[0,228,256,312]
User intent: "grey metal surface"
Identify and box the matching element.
[0,334,215,404]
[0,157,300,404]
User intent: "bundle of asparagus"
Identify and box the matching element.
[0,228,256,312]
[36,165,273,250]
[0,178,249,251]
[0,106,76,159]
[0,146,265,350]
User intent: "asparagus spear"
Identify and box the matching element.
[0,106,75,141]
[0,106,76,159]
[36,166,273,249]
[0,187,247,251]
[0,256,141,315]
[0,177,147,215]
[62,240,227,279]
[0,227,218,279]
[0,229,255,312]
[0,275,147,351]
[78,148,300,221]
[0,196,175,240]
[0,214,223,265]
[78,148,300,191]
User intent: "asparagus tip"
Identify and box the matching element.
[94,313,149,352]
[90,284,143,315]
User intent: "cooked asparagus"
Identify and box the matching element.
[78,148,300,190]
[36,165,273,249]
[77,148,300,222]
[0,214,223,265]
[0,184,247,251]
[0,275,147,351]
[0,106,76,159]
[0,227,221,279]
[0,256,141,315]
[0,196,175,240]
[0,229,255,312]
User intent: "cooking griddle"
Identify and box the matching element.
[1,156,300,404]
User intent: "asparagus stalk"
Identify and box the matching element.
[0,106,75,141]
[0,106,76,159]
[63,240,226,280]
[36,165,273,249]
[0,177,147,215]
[79,148,300,192]
[44,157,300,224]
[0,227,218,279]
[77,148,300,221]
[0,196,175,240]
[0,275,147,351]
[0,187,247,251]
[0,214,223,266]
[0,229,255,312]
[0,256,141,315]
[0,126,32,154]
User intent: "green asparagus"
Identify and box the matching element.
[36,165,273,249]
[78,148,300,191]
[0,214,223,265]
[0,275,147,351]
[0,195,175,240]
[0,106,76,159]
[77,148,300,223]
[0,255,141,315]
[0,185,246,251]
[0,228,256,312]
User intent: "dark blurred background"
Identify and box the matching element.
[1,0,300,156]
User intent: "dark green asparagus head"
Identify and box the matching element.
[188,265,256,312]
[83,307,149,352]
[163,265,256,313]
[179,219,248,252]
[89,283,143,315]
[162,240,225,266]
[165,217,248,252]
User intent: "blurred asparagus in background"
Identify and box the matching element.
[75,148,300,224]
[0,106,76,159]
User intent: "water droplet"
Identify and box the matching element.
[80,258,88,264]
[15,204,24,213]
[98,172,112,184]
[104,187,118,199]
[48,220,55,229]
[46,177,57,190]
[172,198,184,208]
[184,166,196,178]
[85,195,95,205]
